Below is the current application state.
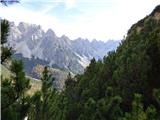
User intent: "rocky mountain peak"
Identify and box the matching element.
[61,35,69,39]
[8,21,120,75]
[18,22,29,32]
[46,29,56,36]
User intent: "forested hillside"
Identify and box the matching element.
[1,4,160,120]
[39,5,160,120]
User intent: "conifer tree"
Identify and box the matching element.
[1,60,31,120]
[0,0,20,6]
[1,19,12,63]
[28,66,55,120]
[1,16,31,120]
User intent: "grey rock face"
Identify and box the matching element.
[8,22,120,74]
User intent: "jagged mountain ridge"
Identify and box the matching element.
[8,22,120,74]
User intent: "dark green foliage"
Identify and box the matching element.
[1,19,12,63]
[1,46,12,63]
[1,18,31,120]
[41,66,55,94]
[1,19,9,44]
[48,6,160,119]
[11,60,30,95]
[121,94,157,120]
[1,60,31,120]
[28,67,56,120]
[65,72,77,101]
[2,5,160,120]
[150,5,160,16]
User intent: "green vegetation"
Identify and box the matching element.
[1,19,12,63]
[0,64,12,79]
[28,5,160,120]
[1,19,39,120]
[1,64,41,96]
[1,60,31,120]
[26,78,41,96]
[1,5,160,120]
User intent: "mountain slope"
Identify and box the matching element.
[8,22,120,75]
[1,64,41,96]
[54,5,160,119]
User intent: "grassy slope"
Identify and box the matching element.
[1,64,42,96]
[0,64,11,79]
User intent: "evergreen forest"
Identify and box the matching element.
[1,4,160,120]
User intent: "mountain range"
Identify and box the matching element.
[7,22,120,89]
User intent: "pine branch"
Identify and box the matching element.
[0,0,20,6]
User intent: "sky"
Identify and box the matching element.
[0,0,160,41]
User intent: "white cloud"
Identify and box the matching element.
[65,0,76,9]
[58,0,160,40]
[0,5,60,30]
[0,0,160,41]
